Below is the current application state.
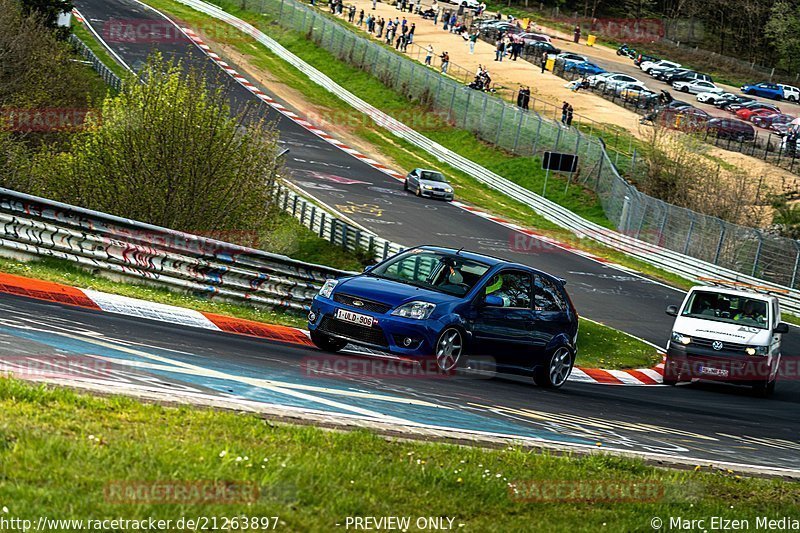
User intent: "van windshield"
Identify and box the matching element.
[681,291,769,329]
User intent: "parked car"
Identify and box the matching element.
[308,246,580,386]
[620,86,658,107]
[741,82,784,100]
[634,53,660,67]
[654,67,686,81]
[518,32,550,44]
[706,118,755,141]
[612,80,648,96]
[667,71,713,86]
[736,106,781,121]
[658,106,711,132]
[563,60,605,76]
[697,91,738,104]
[752,113,795,131]
[726,100,779,114]
[593,73,640,92]
[524,41,561,57]
[641,60,680,75]
[778,84,800,103]
[556,52,588,63]
[719,96,756,111]
[672,79,722,95]
[404,168,454,201]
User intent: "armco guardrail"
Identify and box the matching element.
[168,0,800,314]
[68,34,123,92]
[0,186,402,311]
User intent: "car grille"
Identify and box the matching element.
[333,293,392,314]
[691,337,749,352]
[319,316,388,347]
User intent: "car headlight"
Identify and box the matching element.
[423,185,433,190]
[391,301,436,320]
[318,279,338,299]
[671,332,691,345]
[444,187,453,193]
[745,346,769,356]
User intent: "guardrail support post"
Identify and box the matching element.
[319,212,326,237]
[383,241,389,260]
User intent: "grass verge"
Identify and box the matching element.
[0,377,797,529]
[143,0,700,295]
[70,22,129,80]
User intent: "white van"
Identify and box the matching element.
[779,84,800,103]
[664,283,789,396]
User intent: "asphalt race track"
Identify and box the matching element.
[13,0,791,471]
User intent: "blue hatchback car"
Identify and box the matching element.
[307,246,579,388]
[563,60,605,77]
[741,82,784,100]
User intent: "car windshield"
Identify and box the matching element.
[369,249,491,297]
[420,171,447,183]
[680,291,769,329]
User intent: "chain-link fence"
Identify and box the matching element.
[69,34,124,92]
[207,0,800,289]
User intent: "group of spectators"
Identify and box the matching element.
[561,101,575,126]
[493,34,524,62]
[516,86,531,110]
[361,15,416,51]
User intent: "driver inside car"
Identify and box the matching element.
[484,274,512,307]
[733,300,766,325]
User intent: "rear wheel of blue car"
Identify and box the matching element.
[310,330,348,353]
[533,347,574,388]
[435,327,464,373]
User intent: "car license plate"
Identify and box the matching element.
[335,309,374,327]
[699,366,729,377]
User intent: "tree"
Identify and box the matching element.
[19,0,73,31]
[765,0,800,73]
[38,55,283,233]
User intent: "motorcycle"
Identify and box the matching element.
[616,44,636,59]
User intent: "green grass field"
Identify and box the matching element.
[0,378,796,531]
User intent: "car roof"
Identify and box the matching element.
[414,246,559,279]
[688,285,775,302]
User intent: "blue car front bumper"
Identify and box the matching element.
[308,295,446,356]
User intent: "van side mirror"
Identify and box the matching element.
[774,322,789,334]
[665,305,678,317]
[485,295,504,307]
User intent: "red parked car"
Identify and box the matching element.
[737,107,778,121]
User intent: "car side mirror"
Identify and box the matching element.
[485,295,504,307]
[363,265,374,273]
[665,305,678,317]
[774,322,789,334]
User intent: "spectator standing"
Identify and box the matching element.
[433,2,440,25]
[358,10,365,27]
[449,13,457,32]
[468,30,478,54]
[516,86,524,108]
[408,23,416,44]
[478,1,486,14]
[376,17,383,37]
[425,44,434,65]
[566,104,574,126]
[441,51,450,74]
[409,0,415,13]
[348,5,356,22]
[521,86,530,110]
[573,24,581,43]
[442,9,450,30]
[561,101,569,124]
[541,51,548,73]
[494,38,504,61]
[372,0,376,9]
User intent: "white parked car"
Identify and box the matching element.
[641,60,680,75]
[697,91,736,104]
[672,79,723,95]
[779,84,800,103]
[593,73,640,92]
[612,80,648,95]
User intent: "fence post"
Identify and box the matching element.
[683,213,695,255]
[463,90,472,129]
[477,93,489,134]
[512,111,524,154]
[751,232,763,277]
[495,105,506,146]
[791,242,800,289]
[448,85,458,123]
[531,116,543,156]
[713,222,726,265]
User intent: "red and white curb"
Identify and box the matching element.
[181,28,407,181]
[0,272,663,385]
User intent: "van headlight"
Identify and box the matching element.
[392,301,436,320]
[671,332,691,345]
[318,279,338,299]
[745,346,769,356]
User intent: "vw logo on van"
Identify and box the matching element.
[712,341,723,351]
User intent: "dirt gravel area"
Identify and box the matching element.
[334,0,799,194]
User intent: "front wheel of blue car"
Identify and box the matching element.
[310,330,348,353]
[435,327,464,373]
[533,347,574,388]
